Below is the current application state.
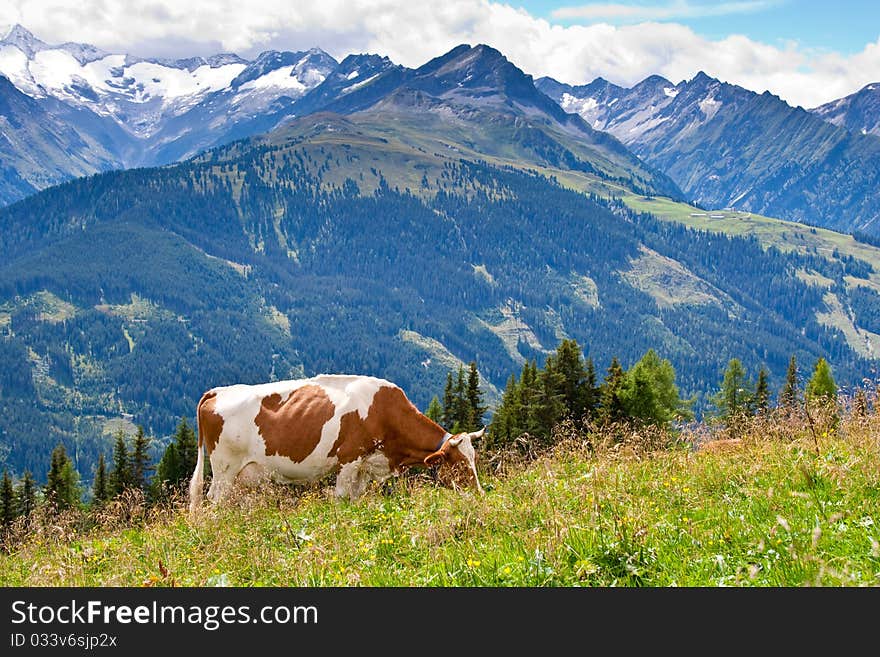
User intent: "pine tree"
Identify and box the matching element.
[1,470,16,524]
[805,357,836,405]
[620,349,691,426]
[92,454,110,505]
[532,365,566,441]
[441,372,455,428]
[16,471,36,517]
[488,373,521,448]
[45,443,80,510]
[546,339,590,423]
[425,396,443,423]
[583,357,599,420]
[110,430,132,496]
[713,358,753,423]
[598,357,626,425]
[753,367,771,414]
[152,442,180,500]
[779,355,799,409]
[452,366,469,432]
[173,417,198,486]
[130,426,153,493]
[465,361,487,431]
[518,360,540,435]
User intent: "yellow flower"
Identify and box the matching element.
[502,566,511,575]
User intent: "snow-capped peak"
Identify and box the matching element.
[0,25,339,141]
[1,24,49,58]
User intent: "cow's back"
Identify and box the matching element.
[205,374,396,483]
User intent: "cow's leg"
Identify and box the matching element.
[206,476,233,504]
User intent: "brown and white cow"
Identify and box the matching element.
[188,374,483,511]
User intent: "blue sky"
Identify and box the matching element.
[1,1,878,107]
[519,0,880,54]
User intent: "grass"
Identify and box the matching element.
[2,407,878,587]
[620,193,880,278]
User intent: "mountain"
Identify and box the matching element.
[0,31,679,206]
[536,72,880,235]
[0,74,132,202]
[2,102,879,482]
[295,44,681,198]
[812,83,880,137]
[0,25,338,203]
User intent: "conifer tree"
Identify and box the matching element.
[92,454,110,505]
[16,471,36,517]
[110,430,132,496]
[518,360,540,435]
[130,426,153,493]
[452,366,469,432]
[779,355,799,409]
[620,349,690,426]
[152,442,180,499]
[545,339,591,422]
[441,372,455,428]
[488,373,521,448]
[713,358,752,423]
[598,357,626,424]
[532,365,566,441]
[1,470,16,524]
[753,367,771,415]
[465,362,487,431]
[173,417,198,486]
[583,357,599,420]
[45,443,80,510]
[805,357,836,405]
[425,396,443,423]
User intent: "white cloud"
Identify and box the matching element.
[0,0,876,108]
[552,1,773,22]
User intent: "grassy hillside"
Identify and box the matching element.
[2,409,877,587]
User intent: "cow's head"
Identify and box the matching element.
[424,428,484,493]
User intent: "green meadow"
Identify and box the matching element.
[2,410,877,587]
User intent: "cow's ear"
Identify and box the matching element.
[424,450,446,467]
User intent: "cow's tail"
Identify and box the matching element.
[188,391,212,514]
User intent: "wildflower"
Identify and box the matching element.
[502,566,511,575]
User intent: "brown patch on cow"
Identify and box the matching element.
[197,391,224,454]
[328,386,448,471]
[255,385,335,462]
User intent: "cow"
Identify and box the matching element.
[188,374,483,512]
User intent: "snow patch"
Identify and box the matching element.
[346,70,359,80]
[560,92,598,116]
[664,87,679,98]
[237,65,306,93]
[341,72,380,94]
[699,95,722,119]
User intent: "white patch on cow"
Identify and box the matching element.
[208,375,395,496]
[334,452,392,500]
